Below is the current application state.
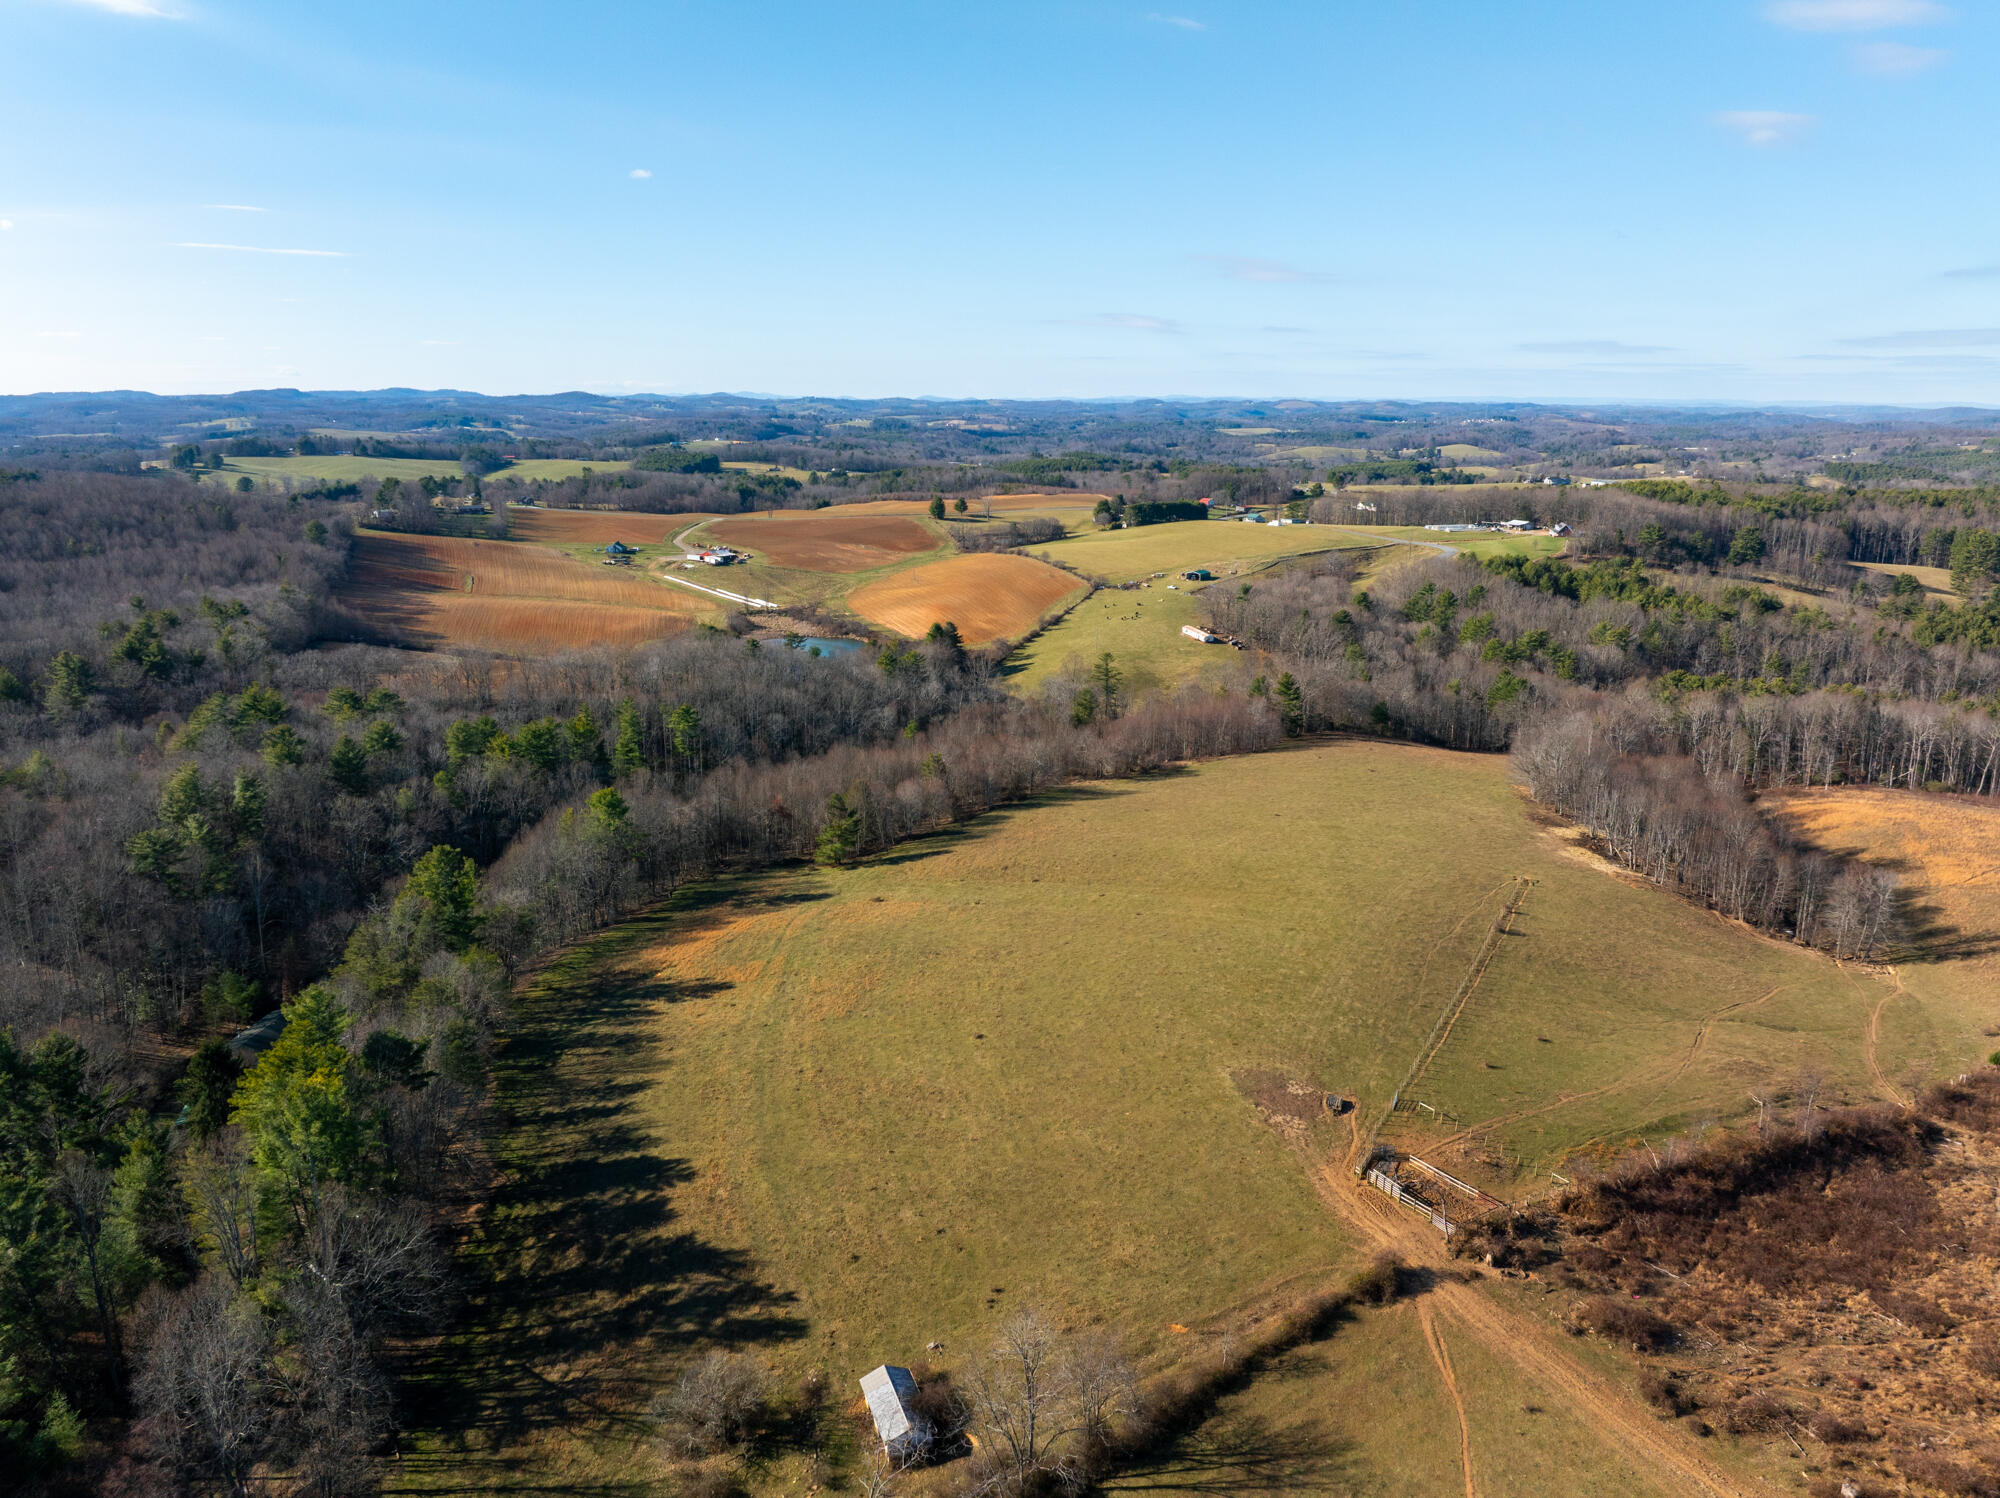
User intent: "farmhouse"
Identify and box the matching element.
[859,1364,928,1460]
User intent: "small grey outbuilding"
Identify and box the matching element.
[859,1364,928,1461]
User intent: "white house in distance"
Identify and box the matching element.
[860,1364,928,1461]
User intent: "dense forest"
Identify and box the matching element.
[5,392,2000,1493]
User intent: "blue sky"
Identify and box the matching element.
[2,0,1996,403]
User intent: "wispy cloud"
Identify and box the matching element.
[629,168,652,179]
[1840,327,2000,348]
[0,220,13,231]
[1064,313,1183,333]
[36,330,83,339]
[176,242,348,257]
[1147,13,1205,30]
[58,0,181,16]
[1715,110,1815,146]
[1852,39,1947,72]
[1196,254,1334,284]
[206,203,267,213]
[1941,264,2000,280]
[1765,0,1948,30]
[1518,340,1674,356]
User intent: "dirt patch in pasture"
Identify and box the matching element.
[703,512,939,571]
[1232,1069,1336,1142]
[339,531,705,654]
[506,508,717,546]
[846,552,1085,644]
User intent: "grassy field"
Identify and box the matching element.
[1106,1301,1684,1498]
[1772,786,2000,1093]
[1023,519,1367,585]
[398,740,1952,1494]
[200,454,469,486]
[191,454,639,488]
[1006,524,1565,697]
[500,458,632,481]
[1005,582,1243,697]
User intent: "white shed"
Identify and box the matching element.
[860,1365,928,1460]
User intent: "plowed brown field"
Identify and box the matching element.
[506,508,717,546]
[836,491,1106,515]
[339,532,705,654]
[846,552,1085,644]
[702,512,939,571]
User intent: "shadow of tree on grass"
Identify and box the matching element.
[391,903,807,1489]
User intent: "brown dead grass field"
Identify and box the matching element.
[339,531,707,655]
[846,551,1087,644]
[505,508,719,547]
[1770,786,2000,1088]
[702,511,940,571]
[834,491,1108,516]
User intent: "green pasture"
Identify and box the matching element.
[500,458,632,482]
[1005,582,1244,697]
[1023,519,1371,585]
[1107,1302,1682,1498]
[400,740,1924,1493]
[195,454,468,487]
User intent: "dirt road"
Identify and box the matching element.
[1314,1158,1771,1498]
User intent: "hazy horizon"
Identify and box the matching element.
[5,0,1997,404]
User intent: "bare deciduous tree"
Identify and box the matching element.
[134,1274,272,1497]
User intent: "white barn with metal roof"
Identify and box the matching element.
[859,1364,928,1460]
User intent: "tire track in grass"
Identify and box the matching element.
[1310,1164,1763,1498]
[1418,1303,1477,1498]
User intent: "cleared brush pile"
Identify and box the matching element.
[1462,1071,2000,1497]
[847,552,1085,645]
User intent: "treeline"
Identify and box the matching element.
[1511,715,1899,957]
[1199,549,2000,951]
[486,690,1279,955]
[944,516,1066,553]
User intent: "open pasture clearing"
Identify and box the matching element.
[699,511,945,572]
[1852,559,1956,599]
[1106,1299,1684,1498]
[1005,583,1245,697]
[1025,519,1373,584]
[845,551,1085,644]
[407,740,1914,1493]
[201,454,468,486]
[1770,785,2000,1088]
[497,458,632,481]
[338,530,708,654]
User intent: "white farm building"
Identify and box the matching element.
[860,1364,928,1460]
